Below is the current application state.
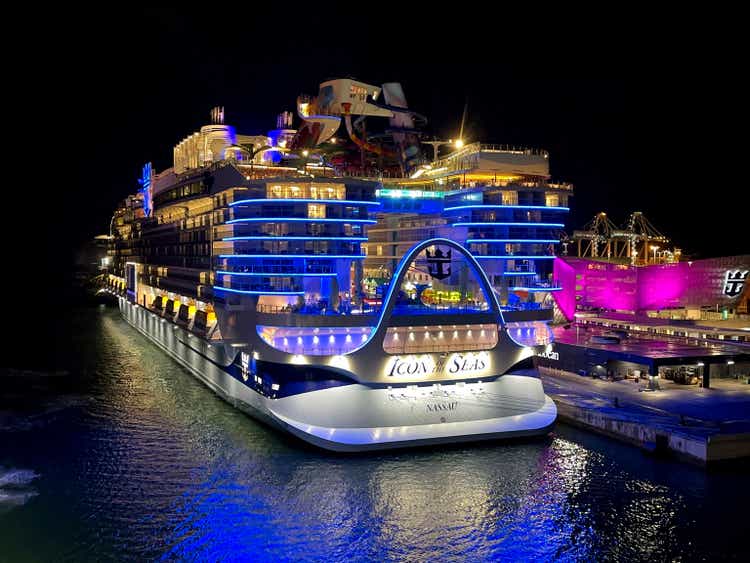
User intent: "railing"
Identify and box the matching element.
[507,280,563,290]
[214,150,567,185]
[216,283,303,292]
[218,265,336,275]
[429,142,549,172]
[546,182,574,191]
[262,194,379,203]
[218,250,367,258]
[261,344,364,356]
[389,303,491,315]
[230,211,367,220]
[255,302,494,317]
[478,143,549,157]
[256,303,379,316]
[500,302,553,311]
[383,341,496,354]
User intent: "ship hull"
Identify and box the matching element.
[118,298,556,452]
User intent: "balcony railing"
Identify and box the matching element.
[217,264,336,275]
[507,280,562,291]
[215,282,303,293]
[256,303,378,316]
[500,302,553,311]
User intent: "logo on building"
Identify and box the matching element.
[723,270,749,298]
[425,247,452,280]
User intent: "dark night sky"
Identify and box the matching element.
[12,9,749,287]
[1,9,744,366]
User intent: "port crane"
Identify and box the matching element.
[569,211,674,265]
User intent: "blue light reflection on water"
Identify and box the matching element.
[0,307,747,561]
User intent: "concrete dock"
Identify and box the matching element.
[535,368,750,465]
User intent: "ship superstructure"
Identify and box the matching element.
[105,79,568,451]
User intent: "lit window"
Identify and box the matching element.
[501,191,518,205]
[308,203,325,218]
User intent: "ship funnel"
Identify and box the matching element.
[277,111,294,129]
[210,106,225,124]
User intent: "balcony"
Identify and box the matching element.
[507,280,562,292]
[217,264,336,275]
[214,281,304,293]
[217,250,366,259]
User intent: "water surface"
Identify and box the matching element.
[1,306,747,561]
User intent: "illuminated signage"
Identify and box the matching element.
[536,350,559,361]
[240,352,250,382]
[723,270,749,298]
[138,162,154,217]
[385,352,489,378]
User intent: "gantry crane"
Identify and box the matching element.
[569,211,674,265]
[570,212,618,259]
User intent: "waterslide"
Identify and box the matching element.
[379,82,424,167]
[290,79,426,162]
[343,112,398,157]
[290,95,341,149]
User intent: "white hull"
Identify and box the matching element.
[119,298,557,452]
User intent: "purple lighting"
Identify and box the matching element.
[637,263,689,310]
[553,258,577,321]
[555,256,750,318]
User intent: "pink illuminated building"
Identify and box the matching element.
[554,255,750,320]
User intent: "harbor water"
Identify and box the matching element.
[1,306,747,561]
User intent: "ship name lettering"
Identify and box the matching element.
[448,355,486,374]
[389,357,432,377]
[387,352,488,377]
[426,402,458,412]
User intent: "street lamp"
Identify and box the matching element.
[650,245,659,264]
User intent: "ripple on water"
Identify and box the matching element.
[0,307,747,562]
[0,467,39,515]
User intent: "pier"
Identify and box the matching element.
[536,368,750,465]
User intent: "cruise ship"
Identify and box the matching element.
[104,78,570,451]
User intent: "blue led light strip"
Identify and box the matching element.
[466,239,559,244]
[230,198,381,207]
[509,287,563,292]
[502,272,537,276]
[452,222,565,227]
[444,204,569,212]
[212,287,305,295]
[216,271,336,277]
[474,255,556,260]
[226,218,377,225]
[222,236,368,242]
[342,237,505,356]
[219,254,366,259]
